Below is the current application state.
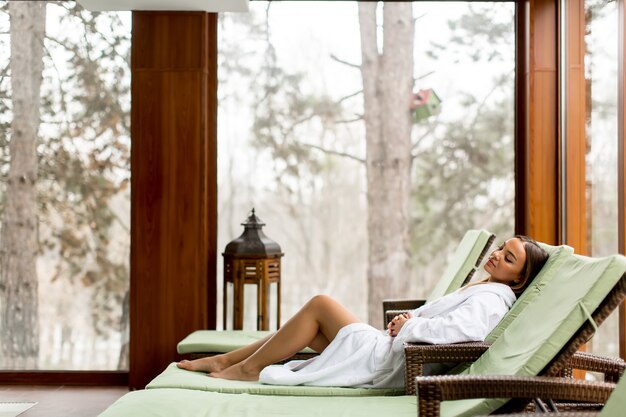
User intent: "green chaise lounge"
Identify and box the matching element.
[145,241,573,398]
[98,250,626,417]
[403,241,574,388]
[407,252,626,416]
[170,241,573,400]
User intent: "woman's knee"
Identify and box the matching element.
[307,294,335,309]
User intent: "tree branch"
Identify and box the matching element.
[338,89,363,103]
[40,119,67,125]
[0,62,10,85]
[42,44,71,127]
[299,142,364,164]
[469,68,514,133]
[111,210,130,234]
[330,54,361,70]
[411,116,439,160]
[45,35,71,51]
[414,12,428,24]
[335,116,364,125]
[414,70,435,83]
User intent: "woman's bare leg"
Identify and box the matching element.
[177,330,333,374]
[177,334,273,373]
[177,314,334,373]
[211,294,359,381]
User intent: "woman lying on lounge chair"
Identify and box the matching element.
[177,236,548,389]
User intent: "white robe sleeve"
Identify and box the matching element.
[391,292,509,352]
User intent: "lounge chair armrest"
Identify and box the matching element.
[385,309,412,325]
[414,375,615,417]
[566,352,626,382]
[383,298,426,311]
[403,342,490,394]
[382,299,426,328]
[405,341,490,364]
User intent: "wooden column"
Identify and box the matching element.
[619,0,626,360]
[516,0,559,243]
[130,12,218,389]
[563,0,587,255]
[561,0,589,376]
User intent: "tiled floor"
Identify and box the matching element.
[0,386,128,417]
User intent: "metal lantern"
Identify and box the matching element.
[222,209,283,330]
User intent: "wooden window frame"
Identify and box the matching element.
[0,371,127,386]
[561,0,626,359]
[515,0,559,244]
[560,0,587,255]
[611,0,625,360]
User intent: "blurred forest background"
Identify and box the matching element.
[0,0,617,372]
[0,1,131,370]
[216,2,516,331]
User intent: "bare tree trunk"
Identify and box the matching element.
[359,3,414,324]
[117,289,129,370]
[0,1,46,368]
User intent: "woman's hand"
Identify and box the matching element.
[387,312,413,337]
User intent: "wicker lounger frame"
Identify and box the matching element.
[410,272,626,416]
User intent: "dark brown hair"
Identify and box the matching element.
[508,235,549,296]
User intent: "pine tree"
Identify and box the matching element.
[0,2,130,369]
[0,1,46,369]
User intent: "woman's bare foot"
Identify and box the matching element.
[176,355,230,373]
[210,362,260,381]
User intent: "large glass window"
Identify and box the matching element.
[583,0,619,359]
[0,2,130,370]
[217,1,515,328]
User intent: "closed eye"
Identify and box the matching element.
[504,249,518,263]
[499,243,517,264]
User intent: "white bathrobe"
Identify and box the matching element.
[259,282,516,389]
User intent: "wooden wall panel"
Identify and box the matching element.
[516,0,559,244]
[130,12,217,390]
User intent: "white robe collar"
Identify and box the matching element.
[415,282,516,319]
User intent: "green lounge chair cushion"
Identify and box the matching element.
[427,229,494,302]
[434,253,626,417]
[177,330,316,354]
[146,363,404,396]
[99,389,417,417]
[602,369,626,416]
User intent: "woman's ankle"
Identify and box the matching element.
[240,359,263,376]
[214,354,233,368]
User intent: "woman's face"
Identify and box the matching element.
[484,238,527,285]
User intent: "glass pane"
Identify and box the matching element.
[0,2,131,370]
[217,1,515,329]
[583,0,619,359]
